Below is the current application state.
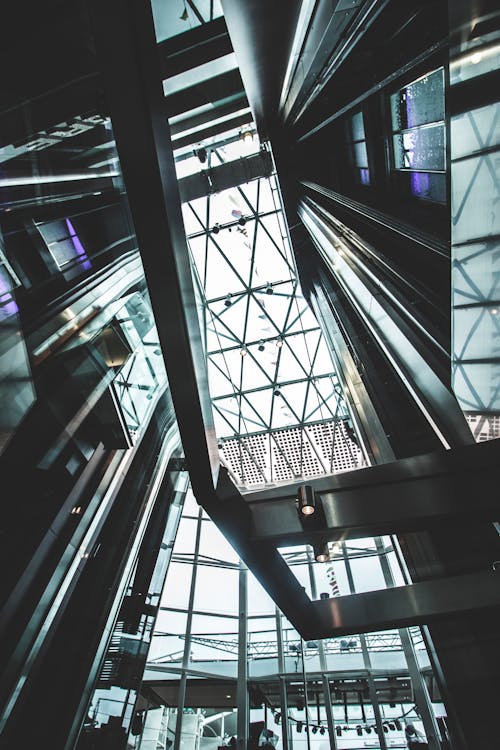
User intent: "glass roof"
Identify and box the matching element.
[183,137,364,488]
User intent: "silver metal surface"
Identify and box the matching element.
[310,570,500,639]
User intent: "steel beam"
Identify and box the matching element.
[309,570,500,640]
[178,150,273,203]
[89,0,220,497]
[246,438,500,545]
[158,18,233,79]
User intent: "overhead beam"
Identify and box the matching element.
[165,68,244,118]
[172,111,253,152]
[178,150,273,204]
[158,18,233,79]
[309,571,500,639]
[170,93,248,136]
[89,0,220,496]
[246,438,500,545]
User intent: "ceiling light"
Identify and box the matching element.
[276,337,284,348]
[296,722,303,733]
[320,592,329,600]
[312,726,318,734]
[180,6,188,20]
[196,147,207,163]
[211,224,220,234]
[314,542,330,563]
[320,726,325,735]
[335,727,342,737]
[265,283,274,295]
[224,294,232,307]
[273,388,281,397]
[356,726,363,736]
[471,51,482,63]
[258,340,265,351]
[298,484,316,515]
[331,542,341,554]
[240,347,247,357]
[238,216,246,226]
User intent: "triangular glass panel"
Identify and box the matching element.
[205,238,247,298]
[241,350,273,390]
[210,293,248,344]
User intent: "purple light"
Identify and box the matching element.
[65,217,92,271]
[360,168,370,186]
[0,273,19,318]
[410,171,429,198]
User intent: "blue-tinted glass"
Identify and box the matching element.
[359,168,370,185]
[393,123,445,170]
[350,111,366,142]
[405,69,444,128]
[353,140,368,168]
[410,171,446,202]
[391,68,444,132]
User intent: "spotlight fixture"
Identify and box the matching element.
[335,727,342,737]
[238,216,246,226]
[154,348,161,356]
[356,726,363,736]
[388,722,396,731]
[320,592,329,600]
[224,294,232,307]
[320,726,325,735]
[365,726,372,734]
[196,147,207,164]
[258,340,265,352]
[211,223,220,234]
[297,484,316,516]
[312,726,318,734]
[276,336,284,348]
[314,542,330,563]
[240,347,248,357]
[274,713,281,725]
[296,722,303,734]
[273,388,281,397]
[383,724,389,733]
[394,720,402,731]
[265,283,274,295]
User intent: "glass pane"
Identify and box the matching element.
[393,124,445,170]
[391,68,444,131]
[350,111,366,141]
[353,141,368,168]
[410,171,446,202]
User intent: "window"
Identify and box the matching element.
[390,68,446,202]
[37,217,91,280]
[346,111,370,185]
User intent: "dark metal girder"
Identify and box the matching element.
[220,0,302,138]
[246,438,500,545]
[172,111,253,152]
[178,150,273,203]
[165,68,245,119]
[170,93,248,136]
[89,0,219,497]
[309,571,500,640]
[158,18,233,79]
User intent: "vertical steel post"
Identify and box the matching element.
[237,561,248,750]
[174,506,203,750]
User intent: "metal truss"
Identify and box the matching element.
[184,149,363,487]
[149,630,418,663]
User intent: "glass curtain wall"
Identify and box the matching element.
[131,491,448,750]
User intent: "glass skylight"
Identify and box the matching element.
[183,138,364,487]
